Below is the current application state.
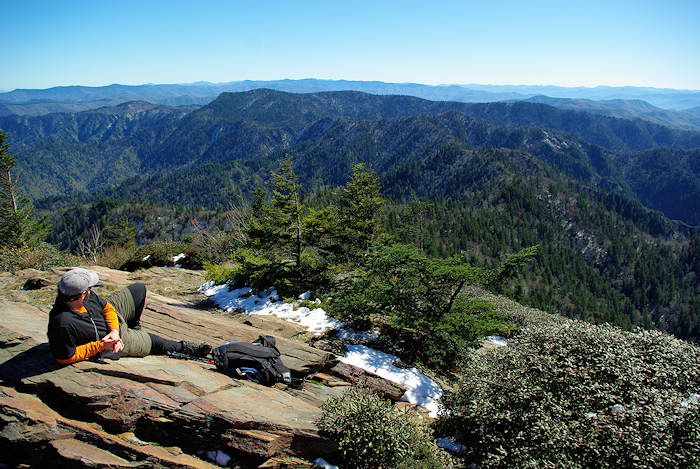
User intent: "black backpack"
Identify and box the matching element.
[211,335,292,386]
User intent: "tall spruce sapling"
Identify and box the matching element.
[337,163,386,256]
[240,159,388,293]
[0,130,48,248]
[237,155,333,294]
[247,155,305,266]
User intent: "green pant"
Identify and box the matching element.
[106,287,152,357]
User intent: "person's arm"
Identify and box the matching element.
[100,301,123,352]
[49,324,105,364]
[55,341,105,365]
[102,301,119,331]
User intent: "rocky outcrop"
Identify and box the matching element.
[0,266,406,468]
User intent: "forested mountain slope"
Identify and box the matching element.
[43,144,699,341]
[2,89,699,339]
[8,89,698,226]
[522,95,700,132]
[5,90,700,224]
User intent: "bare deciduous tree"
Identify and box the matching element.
[225,200,252,246]
[78,224,104,263]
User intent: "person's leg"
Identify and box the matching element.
[126,283,146,329]
[149,333,211,357]
[105,286,136,323]
[148,333,182,355]
[105,284,152,356]
[120,327,153,357]
[107,284,209,358]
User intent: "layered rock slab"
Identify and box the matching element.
[1,386,217,468]
[0,299,339,467]
[0,266,408,467]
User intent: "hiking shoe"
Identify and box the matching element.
[180,341,212,358]
[211,345,227,371]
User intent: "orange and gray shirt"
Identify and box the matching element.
[47,292,119,364]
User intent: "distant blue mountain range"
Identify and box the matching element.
[1,79,698,108]
[1,79,700,130]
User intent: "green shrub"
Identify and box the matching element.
[228,248,297,294]
[203,247,332,297]
[450,296,518,338]
[319,387,454,469]
[120,241,189,271]
[330,244,517,369]
[203,262,236,285]
[372,298,516,371]
[0,243,78,272]
[439,320,700,468]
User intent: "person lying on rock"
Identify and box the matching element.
[47,268,211,364]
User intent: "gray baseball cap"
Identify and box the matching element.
[58,268,99,296]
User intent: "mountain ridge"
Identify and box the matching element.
[2,79,699,127]
[7,88,696,342]
[5,89,700,226]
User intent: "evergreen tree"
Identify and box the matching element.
[103,217,138,248]
[337,163,386,255]
[0,130,48,247]
[248,155,304,266]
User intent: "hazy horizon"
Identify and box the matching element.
[4,1,698,92]
[2,78,698,94]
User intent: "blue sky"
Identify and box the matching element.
[3,0,699,91]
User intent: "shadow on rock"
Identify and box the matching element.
[0,342,62,382]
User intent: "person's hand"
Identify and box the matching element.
[103,337,124,353]
[102,329,124,353]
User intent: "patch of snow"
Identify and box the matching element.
[172,253,186,263]
[486,335,508,346]
[199,281,445,417]
[611,404,626,414]
[199,284,341,333]
[313,458,339,469]
[436,437,466,454]
[142,254,151,261]
[340,345,443,417]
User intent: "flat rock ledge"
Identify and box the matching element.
[0,266,406,468]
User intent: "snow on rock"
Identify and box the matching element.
[199,283,341,333]
[340,345,443,417]
[172,253,186,267]
[336,328,380,342]
[142,254,151,261]
[681,393,700,408]
[200,449,231,466]
[200,281,445,416]
[611,404,626,415]
[172,253,186,263]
